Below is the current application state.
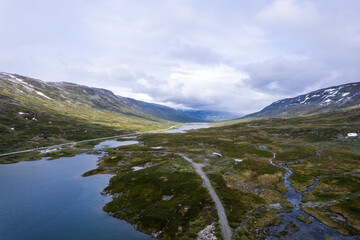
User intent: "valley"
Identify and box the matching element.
[1,73,359,239]
[2,1,359,239]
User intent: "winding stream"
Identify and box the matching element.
[261,145,360,240]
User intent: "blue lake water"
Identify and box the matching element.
[0,141,152,240]
[93,140,139,150]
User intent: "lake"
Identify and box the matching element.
[165,123,211,133]
[0,140,153,240]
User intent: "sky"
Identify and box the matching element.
[1,0,359,114]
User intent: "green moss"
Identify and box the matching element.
[82,168,105,177]
[296,214,312,224]
[102,157,216,239]
[275,145,316,163]
[208,173,265,227]
[45,148,86,160]
[0,151,43,164]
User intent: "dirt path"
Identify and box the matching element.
[179,154,232,240]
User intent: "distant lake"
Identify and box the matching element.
[166,123,211,133]
[0,141,153,240]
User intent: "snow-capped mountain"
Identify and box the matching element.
[244,82,360,118]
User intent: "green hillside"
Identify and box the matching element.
[0,72,186,153]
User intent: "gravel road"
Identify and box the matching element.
[179,154,232,240]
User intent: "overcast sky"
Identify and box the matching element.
[1,0,359,114]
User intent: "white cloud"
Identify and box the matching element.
[256,0,321,29]
[117,63,278,114]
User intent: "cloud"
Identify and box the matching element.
[168,45,221,65]
[0,0,359,114]
[244,57,334,94]
[256,0,321,29]
[113,63,275,114]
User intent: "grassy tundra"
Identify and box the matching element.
[84,108,360,239]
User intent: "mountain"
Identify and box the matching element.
[178,109,242,122]
[123,98,202,123]
[0,72,200,122]
[244,82,360,118]
[0,72,199,153]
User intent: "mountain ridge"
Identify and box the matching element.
[0,72,201,123]
[243,81,360,118]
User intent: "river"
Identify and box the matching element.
[261,145,360,240]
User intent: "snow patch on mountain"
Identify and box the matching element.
[0,72,53,100]
[300,95,310,104]
[4,73,30,86]
[1,73,36,92]
[244,81,360,118]
[35,90,52,100]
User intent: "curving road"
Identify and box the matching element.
[179,154,232,240]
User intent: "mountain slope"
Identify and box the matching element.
[123,97,202,123]
[244,82,360,118]
[0,72,198,153]
[0,73,199,122]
